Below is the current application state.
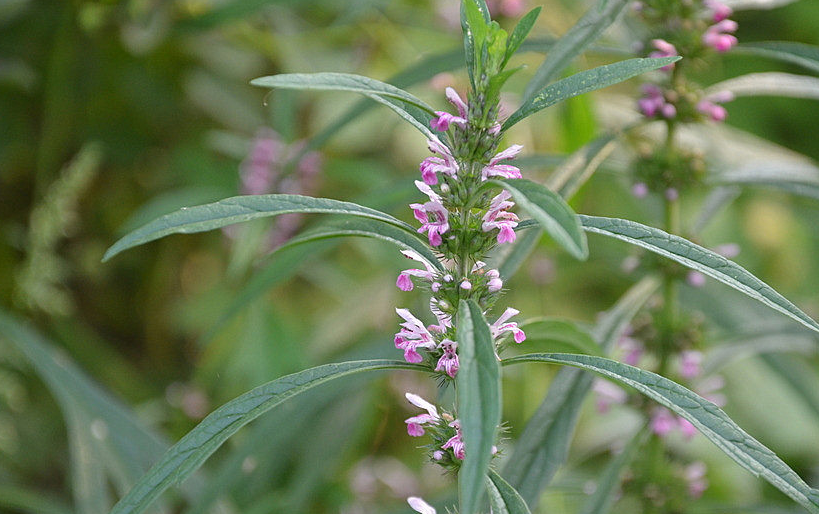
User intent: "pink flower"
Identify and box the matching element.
[486,268,503,292]
[684,461,709,498]
[430,111,467,132]
[410,200,449,246]
[396,250,437,292]
[686,271,707,288]
[697,90,734,121]
[482,190,519,244]
[703,19,738,53]
[705,0,732,22]
[678,417,698,439]
[441,420,465,459]
[482,145,523,180]
[408,497,437,514]
[593,378,627,414]
[490,307,526,343]
[617,335,644,366]
[429,297,453,332]
[650,407,677,437]
[632,182,649,198]
[394,309,437,363]
[435,339,459,377]
[404,392,440,436]
[665,188,679,201]
[679,350,703,379]
[419,137,459,185]
[649,39,678,70]
[637,84,675,119]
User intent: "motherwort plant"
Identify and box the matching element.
[98,2,819,514]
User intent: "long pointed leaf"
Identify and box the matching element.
[486,469,532,514]
[706,72,819,100]
[503,7,542,67]
[505,57,679,130]
[736,42,819,75]
[579,215,819,333]
[103,194,413,262]
[522,0,630,101]
[488,178,588,259]
[457,299,501,514]
[503,353,819,514]
[108,360,423,514]
[278,217,444,272]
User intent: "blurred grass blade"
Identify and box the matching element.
[736,42,819,74]
[723,0,799,10]
[547,132,619,199]
[522,0,630,101]
[761,354,819,422]
[505,57,679,130]
[488,178,588,260]
[578,426,649,514]
[502,276,659,507]
[457,299,501,514]
[519,318,603,356]
[278,217,444,271]
[503,353,819,514]
[103,194,414,262]
[66,406,111,514]
[579,215,819,333]
[706,72,819,100]
[692,186,741,235]
[503,7,542,67]
[108,360,423,514]
[486,469,532,514]
[711,161,819,201]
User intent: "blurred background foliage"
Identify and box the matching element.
[2,0,819,513]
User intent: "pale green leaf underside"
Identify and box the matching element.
[579,215,819,334]
[109,359,423,514]
[707,72,819,100]
[278,217,445,272]
[505,57,679,129]
[487,469,532,514]
[457,299,502,514]
[736,42,819,75]
[103,194,413,262]
[723,0,799,10]
[504,353,819,514]
[712,161,819,201]
[489,178,588,260]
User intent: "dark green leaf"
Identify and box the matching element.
[579,215,819,333]
[488,178,588,260]
[505,57,680,130]
[503,353,819,514]
[461,0,490,88]
[486,469,532,514]
[457,299,502,514]
[503,7,542,67]
[108,360,423,514]
[522,0,630,101]
[103,194,413,262]
[736,42,819,75]
[279,217,444,272]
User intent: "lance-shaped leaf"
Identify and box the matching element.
[457,299,501,514]
[486,469,532,514]
[735,42,819,75]
[522,0,631,101]
[278,217,445,272]
[505,57,679,130]
[711,160,819,201]
[503,7,542,68]
[519,318,603,357]
[107,359,423,514]
[103,194,414,261]
[579,215,819,334]
[503,353,819,514]
[487,178,587,260]
[706,72,819,100]
[502,276,659,506]
[461,0,491,88]
[250,73,436,138]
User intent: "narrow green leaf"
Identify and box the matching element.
[103,194,413,262]
[502,276,660,507]
[457,299,502,514]
[711,161,819,201]
[706,72,819,100]
[363,93,436,139]
[519,318,603,357]
[486,469,532,514]
[107,360,422,514]
[277,217,444,271]
[723,0,799,10]
[578,427,649,514]
[522,0,630,101]
[505,57,680,130]
[503,353,819,514]
[579,215,819,334]
[736,42,819,75]
[488,178,588,260]
[461,0,490,88]
[503,7,542,67]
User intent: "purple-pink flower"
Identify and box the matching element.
[697,90,734,121]
[441,420,465,460]
[490,307,526,343]
[408,497,437,514]
[394,309,437,363]
[404,392,440,436]
[638,84,676,119]
[678,350,703,380]
[703,19,738,53]
[482,190,519,244]
[435,339,459,377]
[593,378,628,414]
[411,199,450,247]
[396,250,437,292]
[684,461,709,498]
[481,144,523,180]
[420,137,459,185]
[705,0,732,22]
[649,39,678,70]
[430,87,469,131]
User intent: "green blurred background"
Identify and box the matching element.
[2,0,819,512]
